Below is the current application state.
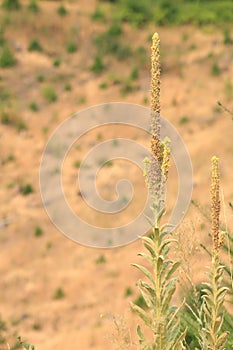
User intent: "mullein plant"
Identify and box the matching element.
[131,33,230,350]
[198,157,229,349]
[130,32,186,350]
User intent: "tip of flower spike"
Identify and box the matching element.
[151,32,160,50]
[211,156,219,162]
[152,32,159,42]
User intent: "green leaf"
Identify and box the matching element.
[130,302,152,327]
[144,242,156,257]
[161,278,177,313]
[159,238,177,254]
[131,263,154,283]
[162,262,180,288]
[138,252,153,264]
[140,280,155,296]
[137,281,153,308]
[141,236,155,248]
[137,324,145,340]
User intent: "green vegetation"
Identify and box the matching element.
[15,118,27,132]
[34,226,43,237]
[53,58,61,67]
[223,28,233,45]
[2,0,21,11]
[1,112,10,124]
[129,67,139,80]
[57,4,68,16]
[28,39,43,52]
[179,115,190,125]
[94,22,132,61]
[104,0,233,27]
[95,254,106,264]
[64,83,71,91]
[20,184,33,196]
[73,160,81,169]
[99,82,108,89]
[37,74,44,83]
[66,41,77,53]
[0,44,15,68]
[42,86,57,103]
[91,55,105,74]
[211,62,221,76]
[91,7,105,22]
[29,102,39,112]
[124,287,133,297]
[28,0,39,13]
[53,288,65,300]
[77,95,86,104]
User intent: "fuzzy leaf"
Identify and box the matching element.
[137,282,154,308]
[140,280,155,296]
[144,242,156,257]
[137,324,146,341]
[131,263,154,283]
[161,278,177,313]
[162,261,180,289]
[130,302,152,327]
[159,238,177,254]
[141,236,155,248]
[138,252,153,264]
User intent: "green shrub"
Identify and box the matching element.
[94,22,123,56]
[99,82,108,89]
[16,118,27,132]
[129,67,139,80]
[28,39,43,52]
[124,287,133,297]
[223,27,233,45]
[179,115,190,125]
[91,7,105,22]
[91,55,105,74]
[29,102,39,112]
[53,288,65,300]
[74,160,81,169]
[211,62,221,76]
[1,112,10,124]
[53,58,61,67]
[37,74,44,82]
[28,0,39,13]
[0,44,16,68]
[42,86,57,103]
[34,226,43,237]
[20,184,33,196]
[2,0,21,10]
[95,254,106,264]
[66,41,77,53]
[57,5,68,16]
[64,83,71,91]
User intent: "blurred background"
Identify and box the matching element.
[0,0,233,349]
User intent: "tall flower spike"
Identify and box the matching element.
[150,32,161,161]
[211,156,221,252]
[148,32,164,216]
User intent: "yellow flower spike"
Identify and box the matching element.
[161,138,171,181]
[211,156,221,253]
[151,31,161,120]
